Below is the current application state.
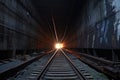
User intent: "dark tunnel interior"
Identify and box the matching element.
[0,0,120,60]
[0,0,120,79]
[30,0,87,48]
[0,0,120,61]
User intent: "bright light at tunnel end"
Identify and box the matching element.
[55,43,63,49]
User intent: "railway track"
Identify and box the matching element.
[8,50,109,80]
[37,50,89,80]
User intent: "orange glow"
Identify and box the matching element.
[55,43,63,49]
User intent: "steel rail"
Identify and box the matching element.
[61,49,88,80]
[37,49,58,80]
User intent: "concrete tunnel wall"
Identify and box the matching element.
[0,0,43,59]
[0,0,41,50]
[77,0,120,49]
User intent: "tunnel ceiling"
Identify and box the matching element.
[31,0,86,48]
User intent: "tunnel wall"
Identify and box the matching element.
[77,0,120,49]
[0,0,40,50]
[0,0,41,59]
